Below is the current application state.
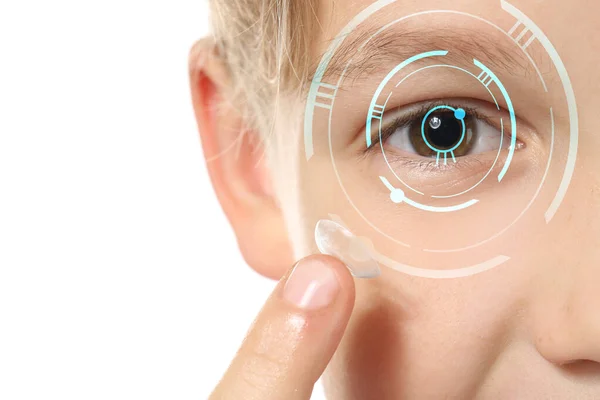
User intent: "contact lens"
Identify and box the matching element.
[314,219,381,279]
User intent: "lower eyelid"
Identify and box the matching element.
[383,151,487,171]
[377,149,525,195]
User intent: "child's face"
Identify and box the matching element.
[271,0,600,398]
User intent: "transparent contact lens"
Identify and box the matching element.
[314,219,381,279]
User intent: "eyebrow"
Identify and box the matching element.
[313,25,532,84]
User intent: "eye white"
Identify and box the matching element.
[468,120,506,154]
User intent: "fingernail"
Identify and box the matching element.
[283,259,340,310]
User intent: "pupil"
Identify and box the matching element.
[425,111,462,150]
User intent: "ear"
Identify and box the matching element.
[188,39,293,280]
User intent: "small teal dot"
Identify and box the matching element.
[454,108,466,120]
[390,189,405,204]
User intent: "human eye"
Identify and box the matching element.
[368,99,524,168]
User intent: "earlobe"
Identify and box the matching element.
[189,39,293,280]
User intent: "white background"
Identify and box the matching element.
[0,1,329,399]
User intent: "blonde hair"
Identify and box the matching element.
[208,0,318,136]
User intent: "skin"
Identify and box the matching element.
[190,0,600,398]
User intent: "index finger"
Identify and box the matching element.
[210,255,356,400]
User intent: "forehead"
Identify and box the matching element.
[313,0,596,58]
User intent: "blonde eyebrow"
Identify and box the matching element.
[313,25,531,83]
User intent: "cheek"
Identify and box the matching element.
[322,267,529,399]
[287,162,333,258]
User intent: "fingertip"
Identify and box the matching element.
[306,254,356,296]
[286,254,356,311]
